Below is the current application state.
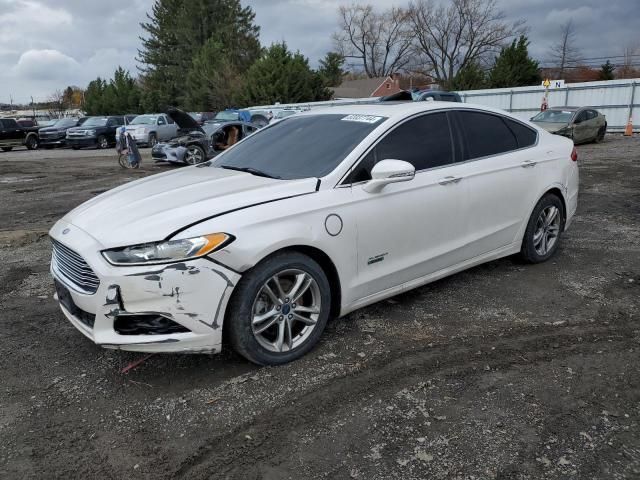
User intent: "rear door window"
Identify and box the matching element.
[344,112,454,183]
[456,111,518,160]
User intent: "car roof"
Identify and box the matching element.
[548,106,581,111]
[297,101,514,122]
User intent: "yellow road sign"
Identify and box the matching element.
[543,79,551,88]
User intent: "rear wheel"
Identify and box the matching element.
[185,145,205,165]
[251,114,269,128]
[520,193,564,263]
[226,252,331,365]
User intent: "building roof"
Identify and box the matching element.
[331,77,390,99]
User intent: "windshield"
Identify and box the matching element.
[212,114,385,180]
[131,115,157,125]
[53,118,77,128]
[531,110,574,123]
[83,117,108,127]
[215,111,239,121]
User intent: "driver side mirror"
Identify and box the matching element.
[363,159,415,193]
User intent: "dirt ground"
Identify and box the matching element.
[0,137,638,480]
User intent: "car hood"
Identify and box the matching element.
[60,166,318,248]
[167,107,203,133]
[531,121,569,133]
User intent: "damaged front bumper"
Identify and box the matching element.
[49,220,240,353]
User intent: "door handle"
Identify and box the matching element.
[438,176,462,185]
[521,160,537,168]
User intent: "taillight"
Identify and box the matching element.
[571,147,578,162]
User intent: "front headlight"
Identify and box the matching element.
[101,233,232,266]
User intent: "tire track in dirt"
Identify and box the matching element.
[174,321,637,479]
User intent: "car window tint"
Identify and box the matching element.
[213,114,385,180]
[375,113,453,171]
[457,111,517,159]
[344,112,454,183]
[504,118,537,148]
[575,111,587,122]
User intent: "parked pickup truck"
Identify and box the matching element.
[66,116,125,149]
[121,113,178,147]
[0,118,40,151]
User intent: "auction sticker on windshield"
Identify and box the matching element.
[341,114,384,124]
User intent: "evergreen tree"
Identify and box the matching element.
[138,0,261,110]
[186,39,242,111]
[240,43,331,105]
[488,36,540,88]
[599,60,615,80]
[318,52,346,87]
[83,68,143,115]
[450,62,487,91]
[84,78,107,115]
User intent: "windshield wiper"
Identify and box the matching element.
[220,165,281,179]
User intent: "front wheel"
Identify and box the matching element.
[594,125,606,143]
[185,145,205,165]
[226,252,331,365]
[148,133,158,148]
[97,135,109,149]
[520,193,564,263]
[25,135,38,150]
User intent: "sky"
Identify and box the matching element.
[1,0,638,104]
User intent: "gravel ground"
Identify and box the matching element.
[0,136,638,479]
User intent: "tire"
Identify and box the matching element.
[97,135,109,149]
[520,193,564,263]
[226,251,331,365]
[185,144,206,165]
[25,135,38,150]
[1,147,12,152]
[71,146,80,150]
[250,115,269,128]
[148,133,158,148]
[594,125,606,143]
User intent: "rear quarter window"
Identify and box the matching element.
[504,118,537,148]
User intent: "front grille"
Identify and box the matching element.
[51,239,100,294]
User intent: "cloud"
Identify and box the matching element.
[1,0,639,104]
[13,49,81,81]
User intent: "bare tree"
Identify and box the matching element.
[548,20,582,77]
[333,4,414,78]
[47,90,66,118]
[616,43,640,79]
[407,0,523,88]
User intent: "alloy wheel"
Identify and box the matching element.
[251,269,321,353]
[533,206,560,256]
[186,147,203,164]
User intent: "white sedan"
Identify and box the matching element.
[49,103,579,365]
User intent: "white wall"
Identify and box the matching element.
[457,79,639,132]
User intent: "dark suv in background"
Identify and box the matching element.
[66,116,124,149]
[39,118,81,148]
[0,118,40,151]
